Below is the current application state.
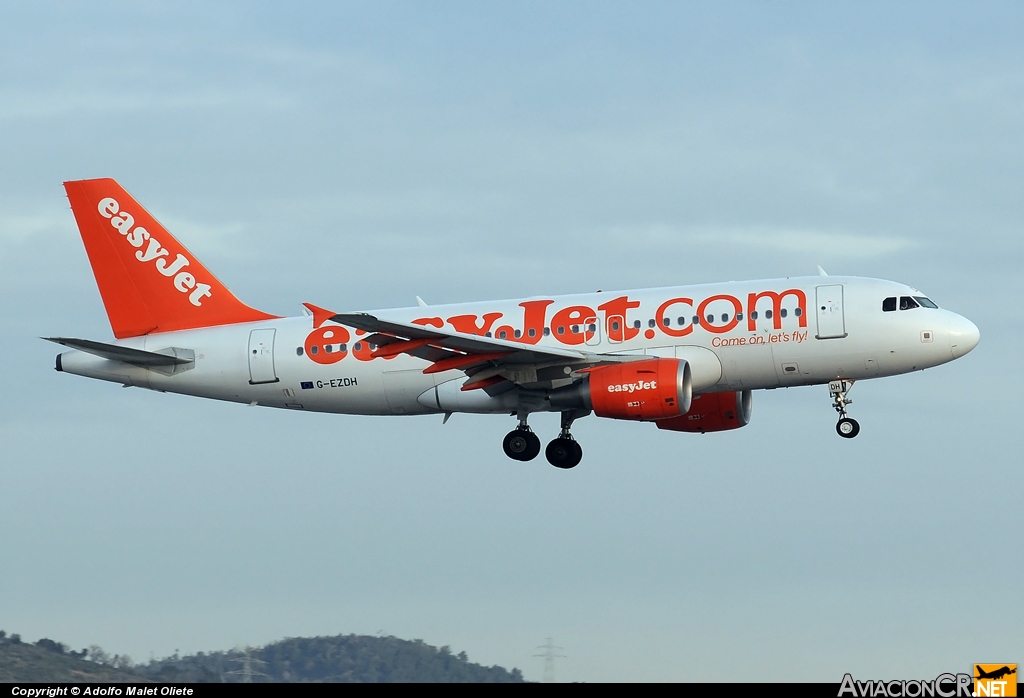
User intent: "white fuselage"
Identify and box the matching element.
[57,276,979,417]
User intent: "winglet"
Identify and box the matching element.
[302,302,339,328]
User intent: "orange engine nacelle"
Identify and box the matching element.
[655,390,752,433]
[586,359,692,421]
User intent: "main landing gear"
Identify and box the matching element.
[502,423,541,461]
[546,411,584,469]
[829,380,860,439]
[501,411,585,468]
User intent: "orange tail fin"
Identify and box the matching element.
[64,178,278,338]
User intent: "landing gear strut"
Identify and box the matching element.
[502,419,541,461]
[545,411,584,469]
[829,380,860,439]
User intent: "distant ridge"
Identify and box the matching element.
[0,633,142,683]
[0,630,526,683]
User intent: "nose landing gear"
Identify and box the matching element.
[830,380,860,439]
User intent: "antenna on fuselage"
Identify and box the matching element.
[817,265,828,276]
[416,296,428,307]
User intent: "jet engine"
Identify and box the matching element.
[655,390,752,433]
[549,358,692,420]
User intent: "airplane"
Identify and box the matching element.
[48,178,981,468]
[975,666,1016,681]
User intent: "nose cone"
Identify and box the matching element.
[949,315,980,359]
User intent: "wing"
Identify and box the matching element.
[325,310,637,393]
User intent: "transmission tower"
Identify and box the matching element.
[225,646,269,683]
[533,637,565,683]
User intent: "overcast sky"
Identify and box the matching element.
[1,2,1021,682]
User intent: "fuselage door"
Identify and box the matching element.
[248,328,279,384]
[815,285,847,339]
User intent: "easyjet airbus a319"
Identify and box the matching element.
[50,179,980,468]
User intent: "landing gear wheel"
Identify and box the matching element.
[836,418,860,439]
[829,380,860,440]
[503,428,541,461]
[545,437,583,469]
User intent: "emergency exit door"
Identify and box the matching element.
[815,285,847,339]
[248,328,279,384]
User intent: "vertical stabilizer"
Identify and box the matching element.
[64,178,278,338]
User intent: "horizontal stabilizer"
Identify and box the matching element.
[44,337,194,367]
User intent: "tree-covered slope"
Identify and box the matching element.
[0,630,526,683]
[0,634,142,683]
[136,634,525,683]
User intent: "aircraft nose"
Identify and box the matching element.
[949,314,980,359]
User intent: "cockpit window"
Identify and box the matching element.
[914,296,938,309]
[882,297,897,312]
[899,296,920,310]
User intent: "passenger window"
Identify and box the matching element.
[693,316,700,325]
[310,345,318,355]
[498,330,507,339]
[587,323,596,332]
[648,319,656,328]
[543,327,551,336]
[663,317,671,326]
[296,347,304,356]
[882,297,897,312]
[736,313,743,321]
[900,296,919,310]
[528,328,536,337]
[914,296,939,308]
[794,307,802,317]
[721,313,729,322]
[751,311,758,320]
[610,321,620,331]
[633,320,642,329]
[325,345,333,353]
[557,326,565,335]
[514,330,522,338]
[706,314,714,324]
[780,308,788,318]
[340,344,347,352]
[677,316,687,325]
[571,325,579,333]
[765,309,773,319]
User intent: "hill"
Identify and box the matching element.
[136,634,525,682]
[0,633,142,683]
[0,630,526,683]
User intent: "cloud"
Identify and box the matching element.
[0,212,71,242]
[0,87,293,121]
[150,215,248,259]
[619,224,915,259]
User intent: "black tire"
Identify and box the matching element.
[522,431,541,461]
[836,418,860,439]
[503,428,541,461]
[546,437,583,469]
